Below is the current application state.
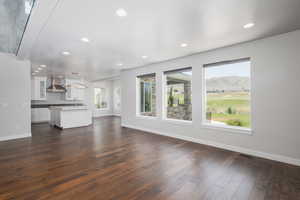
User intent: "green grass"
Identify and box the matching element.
[206,92,251,128]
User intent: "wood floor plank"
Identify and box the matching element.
[0,116,299,200]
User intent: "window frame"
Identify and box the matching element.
[94,87,109,110]
[140,80,153,114]
[162,67,193,123]
[136,73,157,118]
[201,58,252,134]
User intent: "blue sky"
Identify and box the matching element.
[205,61,251,79]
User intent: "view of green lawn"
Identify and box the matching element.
[206,92,251,128]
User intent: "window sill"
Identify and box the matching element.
[163,118,192,125]
[95,108,109,111]
[136,115,158,120]
[201,123,252,135]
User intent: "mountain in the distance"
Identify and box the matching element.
[206,76,250,92]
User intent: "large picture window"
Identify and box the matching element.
[94,88,108,109]
[164,67,192,121]
[137,74,156,117]
[203,58,251,129]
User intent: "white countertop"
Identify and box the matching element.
[31,100,83,105]
[49,106,89,111]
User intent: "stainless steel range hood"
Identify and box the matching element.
[47,77,66,93]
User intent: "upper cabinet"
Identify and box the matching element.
[65,79,85,101]
[31,77,47,101]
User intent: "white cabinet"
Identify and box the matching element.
[31,77,47,100]
[49,106,92,129]
[31,108,50,123]
[65,79,85,101]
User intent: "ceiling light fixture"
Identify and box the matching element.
[62,51,71,55]
[142,56,148,59]
[40,64,46,68]
[38,67,42,70]
[116,8,127,17]
[243,23,255,29]
[81,37,90,42]
[117,63,123,66]
[181,43,188,47]
[34,70,39,73]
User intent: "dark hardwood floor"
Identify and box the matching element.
[0,116,299,200]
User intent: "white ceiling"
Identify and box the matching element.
[18,0,300,81]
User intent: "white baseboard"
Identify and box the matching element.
[122,124,300,166]
[93,113,121,118]
[0,133,31,142]
[93,114,114,118]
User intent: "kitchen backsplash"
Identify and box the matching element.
[31,92,83,105]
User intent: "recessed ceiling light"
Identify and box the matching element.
[181,43,188,47]
[34,70,39,73]
[117,63,123,66]
[142,55,148,59]
[62,51,71,55]
[243,23,255,29]
[116,8,127,17]
[38,67,42,70]
[40,64,46,68]
[81,37,89,42]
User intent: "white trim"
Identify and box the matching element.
[31,120,49,124]
[121,124,300,166]
[93,113,114,118]
[136,115,158,120]
[95,108,109,111]
[163,118,192,125]
[0,133,31,142]
[92,75,121,82]
[201,123,252,135]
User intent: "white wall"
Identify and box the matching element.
[121,30,300,165]
[0,53,31,141]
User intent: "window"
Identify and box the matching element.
[203,58,251,129]
[137,74,156,117]
[113,86,121,111]
[164,67,192,121]
[94,88,108,109]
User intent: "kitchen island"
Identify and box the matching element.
[49,106,92,129]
